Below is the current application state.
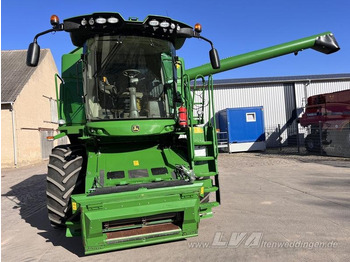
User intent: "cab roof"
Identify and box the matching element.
[63,12,193,50]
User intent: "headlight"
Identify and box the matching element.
[96,17,107,24]
[160,21,170,28]
[107,17,119,23]
[149,20,159,26]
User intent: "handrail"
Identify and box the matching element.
[54,73,65,120]
[185,74,219,165]
[208,75,219,157]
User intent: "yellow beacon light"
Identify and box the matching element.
[50,15,60,27]
[194,23,202,33]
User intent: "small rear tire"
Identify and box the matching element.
[305,135,320,153]
[46,145,85,227]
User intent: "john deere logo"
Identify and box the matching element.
[132,125,140,132]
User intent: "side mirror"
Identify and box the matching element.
[26,42,40,67]
[210,48,220,69]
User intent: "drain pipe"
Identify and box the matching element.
[2,102,18,166]
[302,80,312,111]
[11,102,18,166]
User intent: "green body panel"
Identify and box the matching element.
[83,141,189,191]
[71,183,202,255]
[86,119,175,137]
[58,125,85,135]
[186,32,334,80]
[60,48,86,126]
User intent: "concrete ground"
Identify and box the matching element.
[2,153,350,261]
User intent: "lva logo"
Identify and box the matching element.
[188,232,338,249]
[212,232,263,248]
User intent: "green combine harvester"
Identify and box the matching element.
[27,13,339,255]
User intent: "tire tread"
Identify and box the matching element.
[46,144,85,227]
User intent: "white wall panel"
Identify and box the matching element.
[210,84,288,130]
[295,80,350,110]
[202,77,350,148]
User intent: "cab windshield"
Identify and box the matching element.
[84,36,176,120]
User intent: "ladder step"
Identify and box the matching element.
[194,156,215,161]
[194,141,213,146]
[191,120,203,125]
[204,186,218,193]
[200,201,220,209]
[195,172,217,177]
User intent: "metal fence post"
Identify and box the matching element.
[296,123,300,154]
[319,121,322,155]
[278,124,282,152]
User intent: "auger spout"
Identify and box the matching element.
[186,32,340,80]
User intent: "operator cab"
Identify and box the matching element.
[84,35,176,120]
[26,13,220,133]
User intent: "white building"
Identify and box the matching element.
[1,49,60,167]
[207,73,350,147]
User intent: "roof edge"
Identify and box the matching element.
[212,73,350,86]
[1,49,50,103]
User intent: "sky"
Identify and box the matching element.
[1,0,349,79]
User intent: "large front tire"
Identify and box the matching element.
[46,145,84,227]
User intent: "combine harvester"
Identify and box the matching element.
[27,13,340,254]
[300,89,350,157]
